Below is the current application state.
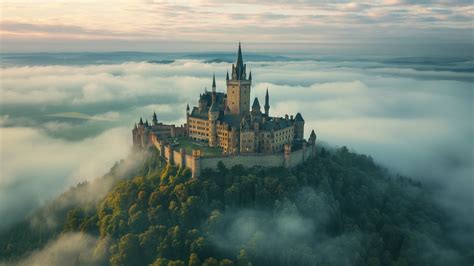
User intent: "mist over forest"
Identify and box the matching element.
[0,52,472,265]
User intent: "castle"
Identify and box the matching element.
[133,43,317,177]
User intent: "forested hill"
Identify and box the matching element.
[0,147,470,266]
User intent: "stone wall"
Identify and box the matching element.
[150,133,315,178]
[200,153,285,170]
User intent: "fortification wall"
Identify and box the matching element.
[200,153,285,170]
[150,132,315,178]
[289,146,305,167]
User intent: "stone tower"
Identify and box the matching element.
[294,112,305,141]
[208,91,219,147]
[226,42,251,116]
[309,130,317,157]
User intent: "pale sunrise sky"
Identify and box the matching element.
[0,0,473,54]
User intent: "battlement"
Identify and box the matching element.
[151,133,316,178]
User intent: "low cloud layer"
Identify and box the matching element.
[0,126,130,229]
[0,233,104,266]
[211,188,362,265]
[0,55,472,236]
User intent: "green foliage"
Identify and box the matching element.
[0,148,469,266]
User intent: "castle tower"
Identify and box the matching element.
[226,42,251,116]
[294,112,305,141]
[309,130,317,157]
[186,104,190,136]
[208,93,219,147]
[251,97,262,123]
[264,88,270,116]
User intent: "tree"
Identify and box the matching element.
[237,249,250,266]
[110,233,144,266]
[203,257,219,266]
[188,253,201,266]
[220,259,234,266]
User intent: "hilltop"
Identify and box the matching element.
[0,147,470,266]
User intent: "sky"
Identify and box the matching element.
[1,0,473,55]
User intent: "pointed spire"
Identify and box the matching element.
[249,69,252,80]
[186,104,190,112]
[152,111,158,125]
[139,117,143,125]
[226,70,229,80]
[264,87,270,116]
[235,42,244,80]
[212,73,216,93]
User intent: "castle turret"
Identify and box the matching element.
[309,130,317,157]
[264,88,270,116]
[294,112,305,141]
[139,117,143,126]
[152,111,158,125]
[208,95,219,147]
[251,97,261,113]
[186,104,190,136]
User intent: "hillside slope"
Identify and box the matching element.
[0,147,470,266]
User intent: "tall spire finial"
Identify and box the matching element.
[264,87,270,116]
[212,73,216,92]
[235,42,244,79]
[152,111,158,125]
[226,69,229,80]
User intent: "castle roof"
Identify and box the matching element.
[190,107,209,119]
[261,117,293,132]
[236,42,244,77]
[295,112,304,122]
[252,97,260,109]
[200,91,225,105]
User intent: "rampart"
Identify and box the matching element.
[150,134,315,178]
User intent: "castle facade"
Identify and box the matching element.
[133,43,316,163]
[186,43,309,155]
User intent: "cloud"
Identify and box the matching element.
[0,233,105,266]
[1,1,472,53]
[210,188,363,265]
[0,126,130,229]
